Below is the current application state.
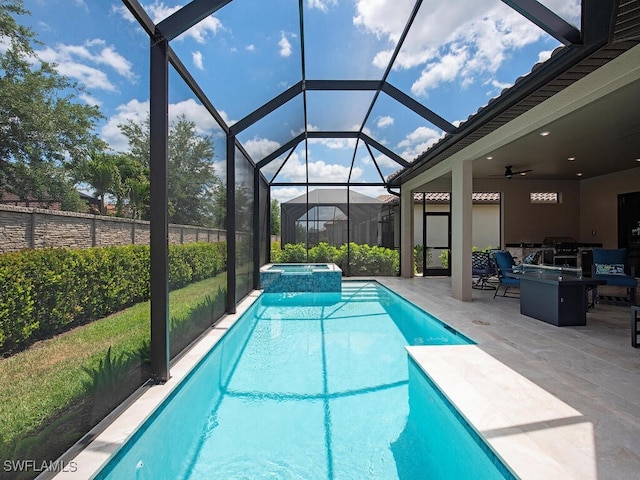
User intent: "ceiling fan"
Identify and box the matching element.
[502,165,532,179]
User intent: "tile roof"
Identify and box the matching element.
[378,192,500,204]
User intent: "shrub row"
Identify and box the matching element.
[271,242,400,276]
[169,242,227,290]
[0,242,226,355]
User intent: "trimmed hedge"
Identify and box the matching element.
[0,242,226,355]
[271,242,400,276]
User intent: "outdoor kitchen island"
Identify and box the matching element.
[509,264,606,327]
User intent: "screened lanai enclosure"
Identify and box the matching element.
[2,1,633,473]
[114,0,615,381]
[281,189,395,249]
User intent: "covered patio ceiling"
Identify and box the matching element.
[118,0,640,198]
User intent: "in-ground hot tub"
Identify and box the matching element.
[260,263,342,293]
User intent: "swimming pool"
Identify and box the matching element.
[95,281,514,479]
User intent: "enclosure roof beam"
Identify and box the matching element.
[256,134,305,169]
[168,48,230,135]
[360,134,409,167]
[501,0,581,46]
[305,79,382,91]
[230,82,304,135]
[156,0,232,41]
[307,131,359,139]
[270,182,387,186]
[381,83,456,134]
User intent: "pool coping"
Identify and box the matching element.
[408,345,597,480]
[50,290,262,480]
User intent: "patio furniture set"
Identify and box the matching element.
[472,248,638,338]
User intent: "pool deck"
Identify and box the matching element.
[53,277,640,480]
[378,276,640,480]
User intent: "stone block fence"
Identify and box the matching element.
[0,204,226,253]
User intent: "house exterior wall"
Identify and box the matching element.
[579,167,640,248]
[0,204,225,253]
[412,203,500,250]
[474,179,581,246]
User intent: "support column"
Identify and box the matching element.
[451,160,473,301]
[226,135,236,314]
[400,187,414,278]
[149,35,170,382]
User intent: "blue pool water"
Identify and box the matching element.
[97,281,514,480]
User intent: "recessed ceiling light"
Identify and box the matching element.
[540,131,551,136]
[520,172,527,176]
[576,172,583,177]
[636,158,640,162]
[568,157,576,161]
[486,156,493,160]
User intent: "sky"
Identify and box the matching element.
[20,0,581,203]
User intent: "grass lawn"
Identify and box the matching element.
[0,273,227,453]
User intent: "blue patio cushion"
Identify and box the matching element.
[493,250,516,273]
[592,248,637,288]
[594,263,625,275]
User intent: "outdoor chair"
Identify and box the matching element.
[493,250,520,298]
[472,250,497,290]
[591,248,637,305]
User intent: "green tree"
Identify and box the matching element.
[74,152,122,215]
[0,1,104,207]
[120,114,221,226]
[9,161,85,211]
[126,176,150,220]
[270,199,281,236]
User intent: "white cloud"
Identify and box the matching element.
[271,186,305,203]
[35,39,136,93]
[168,99,222,135]
[101,99,150,151]
[411,46,468,97]
[278,32,292,57]
[192,50,204,70]
[376,116,394,128]
[489,79,512,93]
[269,151,363,184]
[308,137,358,150]
[374,154,403,169]
[397,126,443,160]
[79,92,102,107]
[246,44,256,52]
[542,0,581,25]
[537,49,554,63]
[349,185,389,199]
[101,98,227,151]
[243,137,282,160]
[353,0,413,45]
[354,0,569,98]
[309,159,362,182]
[307,0,338,13]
